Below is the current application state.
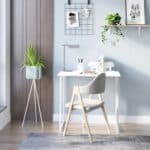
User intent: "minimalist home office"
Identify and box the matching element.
[53,0,150,146]
[1,0,150,149]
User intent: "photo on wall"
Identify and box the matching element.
[125,0,145,24]
[66,11,79,28]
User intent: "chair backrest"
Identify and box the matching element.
[80,73,106,94]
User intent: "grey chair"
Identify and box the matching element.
[63,73,111,143]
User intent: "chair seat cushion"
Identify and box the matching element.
[65,99,104,112]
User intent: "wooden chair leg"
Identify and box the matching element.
[63,88,76,136]
[82,119,86,133]
[101,105,111,134]
[82,110,93,143]
[63,105,72,136]
[77,87,93,143]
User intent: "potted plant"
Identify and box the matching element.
[101,13,124,45]
[21,45,46,79]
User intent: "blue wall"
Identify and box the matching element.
[54,0,150,116]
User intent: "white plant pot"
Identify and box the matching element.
[25,66,42,80]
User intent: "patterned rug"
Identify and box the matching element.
[19,133,150,150]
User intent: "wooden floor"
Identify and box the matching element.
[1,121,150,150]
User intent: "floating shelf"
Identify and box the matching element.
[101,24,150,36]
[101,24,150,28]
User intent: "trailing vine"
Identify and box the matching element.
[101,13,125,45]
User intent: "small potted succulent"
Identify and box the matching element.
[101,13,124,45]
[21,45,46,79]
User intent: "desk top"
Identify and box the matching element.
[57,71,121,77]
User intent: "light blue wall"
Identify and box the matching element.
[54,0,150,116]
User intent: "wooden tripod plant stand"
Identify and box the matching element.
[22,79,44,128]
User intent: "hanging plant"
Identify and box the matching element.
[101,13,124,45]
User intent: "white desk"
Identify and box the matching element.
[57,71,121,133]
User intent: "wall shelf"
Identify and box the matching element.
[101,24,150,28]
[101,24,150,36]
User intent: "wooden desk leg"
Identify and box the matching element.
[115,77,120,134]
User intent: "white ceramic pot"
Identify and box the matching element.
[26,66,42,80]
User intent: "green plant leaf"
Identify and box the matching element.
[20,44,47,69]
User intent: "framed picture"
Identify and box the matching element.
[125,0,145,24]
[66,11,79,28]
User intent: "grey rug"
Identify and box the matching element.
[19,133,150,150]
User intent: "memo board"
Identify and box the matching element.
[64,3,94,35]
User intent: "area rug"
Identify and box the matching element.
[19,133,150,150]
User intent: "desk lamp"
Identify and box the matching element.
[62,43,80,71]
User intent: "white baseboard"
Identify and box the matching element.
[53,113,150,124]
[0,108,10,130]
